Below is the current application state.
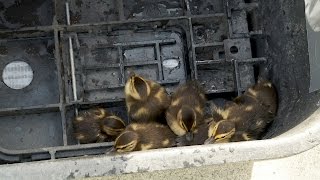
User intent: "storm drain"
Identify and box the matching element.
[0,0,266,163]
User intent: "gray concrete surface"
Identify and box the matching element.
[86,144,320,180]
[251,144,320,180]
[307,22,320,92]
[86,162,254,180]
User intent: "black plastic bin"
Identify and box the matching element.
[0,0,318,166]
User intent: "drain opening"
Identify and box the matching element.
[2,61,33,90]
[230,46,239,54]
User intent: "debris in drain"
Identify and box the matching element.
[162,59,180,69]
[74,75,278,153]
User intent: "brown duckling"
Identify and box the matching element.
[166,81,206,141]
[79,107,108,120]
[73,108,108,143]
[204,112,268,144]
[100,115,126,140]
[124,73,170,123]
[204,80,277,144]
[176,100,225,146]
[113,122,176,153]
[234,79,277,115]
[204,119,236,144]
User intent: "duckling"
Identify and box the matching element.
[79,107,108,120]
[176,99,226,146]
[124,73,170,123]
[204,80,277,144]
[100,115,126,140]
[204,112,269,144]
[204,119,236,144]
[113,122,176,153]
[234,79,277,115]
[166,81,206,141]
[73,108,108,143]
[73,115,106,144]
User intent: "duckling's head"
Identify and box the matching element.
[101,115,126,136]
[205,120,236,144]
[114,131,139,153]
[73,119,101,143]
[80,108,107,120]
[177,106,197,141]
[125,74,151,101]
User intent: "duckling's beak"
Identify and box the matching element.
[185,132,194,141]
[204,136,215,145]
[128,71,136,79]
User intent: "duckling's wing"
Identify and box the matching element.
[224,100,238,109]
[137,123,177,149]
[205,100,229,121]
[246,114,274,139]
[231,131,255,142]
[233,96,245,104]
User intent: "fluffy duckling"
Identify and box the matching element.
[204,119,236,144]
[124,74,170,123]
[113,122,176,153]
[204,80,277,144]
[73,108,108,143]
[234,79,277,115]
[78,107,108,120]
[176,98,232,146]
[100,115,126,140]
[166,81,206,141]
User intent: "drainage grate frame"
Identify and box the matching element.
[0,0,268,163]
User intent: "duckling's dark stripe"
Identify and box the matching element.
[134,77,149,97]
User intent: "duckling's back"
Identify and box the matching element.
[172,81,206,102]
[169,81,206,116]
[127,80,170,123]
[225,98,276,140]
[73,116,103,143]
[126,123,176,150]
[237,79,277,115]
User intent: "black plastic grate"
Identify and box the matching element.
[0,0,267,163]
[64,31,186,102]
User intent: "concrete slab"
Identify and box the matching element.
[86,162,253,180]
[86,145,320,180]
[251,144,320,180]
